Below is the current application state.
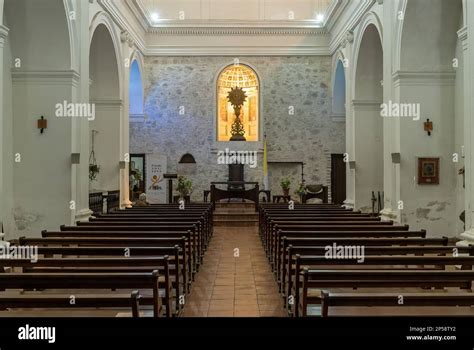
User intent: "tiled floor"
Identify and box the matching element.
[182,225,287,317]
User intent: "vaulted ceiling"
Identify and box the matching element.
[131,0,335,26]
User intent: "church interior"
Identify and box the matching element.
[2,0,474,325]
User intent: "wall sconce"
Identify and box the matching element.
[37,116,47,134]
[424,119,433,136]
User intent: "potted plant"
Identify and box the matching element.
[89,164,100,182]
[280,177,291,197]
[176,175,193,200]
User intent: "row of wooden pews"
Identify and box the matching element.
[1,203,213,317]
[259,203,474,317]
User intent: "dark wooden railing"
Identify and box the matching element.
[107,190,120,213]
[89,192,104,216]
[89,190,120,215]
[210,182,259,211]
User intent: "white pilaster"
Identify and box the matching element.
[0,24,9,233]
[458,5,474,246]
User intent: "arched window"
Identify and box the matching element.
[130,60,144,116]
[217,64,259,142]
[332,60,346,116]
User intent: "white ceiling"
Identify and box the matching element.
[133,0,334,25]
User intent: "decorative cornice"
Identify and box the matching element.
[91,99,123,107]
[329,0,376,54]
[11,70,80,86]
[392,71,456,87]
[351,100,381,111]
[145,45,331,56]
[148,24,328,36]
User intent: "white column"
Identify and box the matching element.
[459,2,474,245]
[342,40,355,210]
[380,0,400,222]
[73,0,93,222]
[120,37,133,209]
[0,24,9,236]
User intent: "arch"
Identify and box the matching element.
[351,11,383,98]
[352,20,384,212]
[215,62,261,142]
[90,23,120,100]
[89,22,121,192]
[332,59,346,116]
[354,24,383,101]
[4,0,71,70]
[179,153,197,164]
[399,0,463,72]
[129,60,144,116]
[89,11,123,98]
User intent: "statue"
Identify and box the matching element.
[227,86,247,141]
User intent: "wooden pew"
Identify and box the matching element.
[299,269,474,317]
[18,236,196,287]
[0,271,163,317]
[61,224,204,266]
[271,229,427,274]
[281,245,474,301]
[320,291,474,317]
[0,291,143,318]
[0,256,177,316]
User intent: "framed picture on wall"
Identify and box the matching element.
[418,157,440,185]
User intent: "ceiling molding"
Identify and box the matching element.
[98,0,146,54]
[329,0,376,55]
[145,45,331,56]
[148,25,327,36]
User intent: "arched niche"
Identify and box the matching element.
[332,60,346,117]
[216,64,260,142]
[130,60,144,117]
[89,23,121,192]
[352,23,384,212]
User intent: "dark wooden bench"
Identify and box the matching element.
[0,256,178,316]
[0,271,163,317]
[0,291,144,317]
[299,269,474,317]
[320,291,474,317]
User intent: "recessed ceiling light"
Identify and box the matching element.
[150,12,159,22]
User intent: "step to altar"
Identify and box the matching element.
[213,202,259,227]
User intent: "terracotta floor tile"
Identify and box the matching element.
[181,222,287,318]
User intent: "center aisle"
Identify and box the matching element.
[182,223,286,317]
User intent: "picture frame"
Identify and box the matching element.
[418,157,440,185]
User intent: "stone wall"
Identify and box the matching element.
[130,56,345,202]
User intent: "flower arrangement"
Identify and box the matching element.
[176,175,193,198]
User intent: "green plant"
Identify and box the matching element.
[280,178,291,190]
[295,182,307,196]
[176,175,193,197]
[89,164,100,182]
[134,169,142,182]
